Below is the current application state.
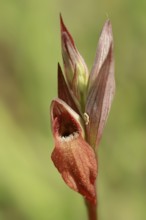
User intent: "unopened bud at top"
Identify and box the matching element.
[60,15,89,110]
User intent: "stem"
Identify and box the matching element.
[85,199,97,220]
[84,116,98,220]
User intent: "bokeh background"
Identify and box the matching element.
[0,0,146,219]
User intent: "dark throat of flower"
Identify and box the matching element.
[57,113,79,139]
[51,101,81,141]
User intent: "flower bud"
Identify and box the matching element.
[60,15,89,109]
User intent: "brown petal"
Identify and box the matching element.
[86,44,115,149]
[50,98,97,204]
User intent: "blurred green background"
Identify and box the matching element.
[0,0,146,219]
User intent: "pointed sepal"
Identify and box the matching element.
[58,63,80,115]
[86,24,115,148]
[88,20,113,90]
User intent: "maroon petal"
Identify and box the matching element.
[58,63,80,114]
[50,98,97,204]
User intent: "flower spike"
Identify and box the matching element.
[50,16,115,216]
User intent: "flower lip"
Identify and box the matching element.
[51,99,97,204]
[51,98,84,139]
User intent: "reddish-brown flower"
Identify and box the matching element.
[51,99,97,204]
[50,16,115,206]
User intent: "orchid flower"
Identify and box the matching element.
[50,15,115,220]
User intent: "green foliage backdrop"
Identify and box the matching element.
[0,0,146,219]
